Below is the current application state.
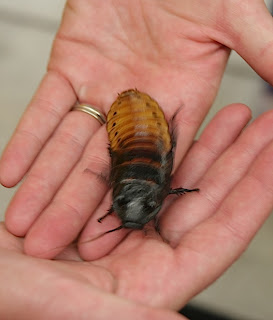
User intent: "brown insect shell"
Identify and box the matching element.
[107,89,172,153]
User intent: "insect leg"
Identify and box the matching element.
[169,187,199,196]
[154,217,161,234]
[97,206,114,223]
[169,106,183,148]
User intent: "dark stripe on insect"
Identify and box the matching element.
[111,163,164,185]
[111,149,164,166]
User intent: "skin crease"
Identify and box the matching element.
[1,0,273,318]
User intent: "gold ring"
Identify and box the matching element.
[72,104,106,125]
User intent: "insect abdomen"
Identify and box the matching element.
[107,89,173,188]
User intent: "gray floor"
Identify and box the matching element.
[0,1,273,319]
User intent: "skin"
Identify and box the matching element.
[0,224,184,320]
[0,0,273,318]
[2,105,273,319]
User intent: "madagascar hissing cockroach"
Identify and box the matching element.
[98,89,199,233]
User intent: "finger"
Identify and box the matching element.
[0,222,24,252]
[5,110,102,237]
[172,103,251,187]
[222,1,273,85]
[24,126,110,259]
[162,108,273,244]
[0,71,76,187]
[161,103,251,233]
[174,137,273,305]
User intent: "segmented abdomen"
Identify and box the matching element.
[107,89,173,188]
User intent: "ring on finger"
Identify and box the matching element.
[71,103,106,125]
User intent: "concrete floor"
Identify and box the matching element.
[0,1,273,319]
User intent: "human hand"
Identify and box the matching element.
[1,0,273,257]
[0,223,184,320]
[1,105,273,318]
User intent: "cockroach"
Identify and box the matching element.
[98,89,199,233]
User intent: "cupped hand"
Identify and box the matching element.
[1,105,273,319]
[1,0,273,259]
[0,225,184,320]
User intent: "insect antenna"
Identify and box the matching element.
[49,225,125,255]
[103,224,123,234]
[77,225,124,246]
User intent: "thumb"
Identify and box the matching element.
[225,1,273,84]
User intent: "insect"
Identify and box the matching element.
[98,89,199,233]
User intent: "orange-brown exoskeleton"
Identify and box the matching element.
[98,89,199,233]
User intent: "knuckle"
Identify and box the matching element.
[16,129,43,148]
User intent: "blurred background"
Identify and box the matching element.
[0,1,273,319]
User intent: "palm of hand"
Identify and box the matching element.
[1,222,186,310]
[3,0,231,257]
[51,0,228,117]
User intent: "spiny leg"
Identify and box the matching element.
[169,187,200,196]
[97,206,114,223]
